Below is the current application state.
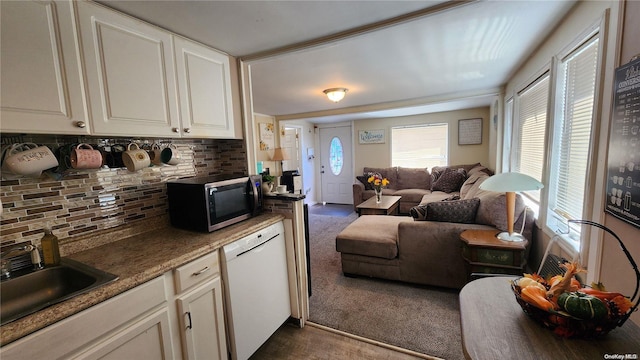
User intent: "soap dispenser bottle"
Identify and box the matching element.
[41,228,61,266]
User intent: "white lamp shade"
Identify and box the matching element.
[479,172,544,192]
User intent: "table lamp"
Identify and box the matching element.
[479,172,544,242]
[270,148,288,176]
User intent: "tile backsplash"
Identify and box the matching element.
[0,135,247,247]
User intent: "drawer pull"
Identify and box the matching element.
[192,266,210,276]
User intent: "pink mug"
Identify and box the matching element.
[70,144,103,169]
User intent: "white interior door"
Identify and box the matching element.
[319,126,353,204]
[281,127,300,172]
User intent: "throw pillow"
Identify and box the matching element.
[427,198,480,223]
[356,175,374,190]
[410,198,480,223]
[431,168,467,193]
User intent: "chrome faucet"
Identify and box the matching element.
[1,242,43,279]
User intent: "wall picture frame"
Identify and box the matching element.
[358,129,385,144]
[259,123,274,150]
[458,118,483,145]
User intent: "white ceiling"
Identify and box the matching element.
[98,0,576,123]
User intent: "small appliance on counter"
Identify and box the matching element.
[280,170,302,194]
[167,175,262,232]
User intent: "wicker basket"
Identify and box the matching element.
[512,220,639,338]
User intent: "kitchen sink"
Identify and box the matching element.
[0,258,118,326]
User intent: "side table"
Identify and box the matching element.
[460,229,529,279]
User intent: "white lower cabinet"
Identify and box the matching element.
[0,251,228,360]
[176,277,227,360]
[170,250,227,360]
[70,308,173,360]
[0,277,171,360]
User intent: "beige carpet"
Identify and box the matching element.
[307,211,465,360]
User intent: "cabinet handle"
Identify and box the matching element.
[172,127,180,133]
[192,266,210,276]
[183,128,191,133]
[75,121,86,128]
[185,312,192,330]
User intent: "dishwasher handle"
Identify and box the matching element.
[236,233,280,258]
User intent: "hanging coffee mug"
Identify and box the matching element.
[161,144,181,165]
[148,144,164,166]
[122,143,150,172]
[2,143,58,177]
[70,143,103,169]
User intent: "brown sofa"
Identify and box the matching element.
[353,163,491,214]
[338,171,534,289]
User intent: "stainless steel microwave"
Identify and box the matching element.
[167,175,263,232]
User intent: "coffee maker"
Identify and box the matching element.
[281,170,302,194]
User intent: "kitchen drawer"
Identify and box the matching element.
[174,251,219,294]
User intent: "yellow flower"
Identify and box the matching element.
[382,179,389,186]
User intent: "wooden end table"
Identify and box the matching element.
[460,229,529,279]
[356,195,401,216]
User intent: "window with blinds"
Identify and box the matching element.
[547,35,600,241]
[512,74,550,203]
[391,124,448,169]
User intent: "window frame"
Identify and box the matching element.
[390,123,449,169]
[504,19,607,259]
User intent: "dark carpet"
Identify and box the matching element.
[307,210,465,360]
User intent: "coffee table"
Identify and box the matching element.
[356,195,401,216]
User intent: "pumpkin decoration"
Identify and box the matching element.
[557,291,608,320]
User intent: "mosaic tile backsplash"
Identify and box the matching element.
[0,135,247,247]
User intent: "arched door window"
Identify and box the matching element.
[329,137,343,175]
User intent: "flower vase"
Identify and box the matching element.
[374,188,382,203]
[262,182,273,194]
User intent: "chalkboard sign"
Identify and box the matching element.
[605,57,640,228]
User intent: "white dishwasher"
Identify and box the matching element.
[221,221,291,360]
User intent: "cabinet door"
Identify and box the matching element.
[174,37,236,139]
[176,277,227,360]
[0,0,90,135]
[72,308,173,360]
[75,1,180,137]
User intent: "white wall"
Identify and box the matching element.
[352,107,491,173]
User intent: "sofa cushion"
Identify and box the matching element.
[356,175,374,190]
[336,215,412,259]
[396,167,431,189]
[393,188,431,203]
[410,198,480,223]
[473,188,526,231]
[460,172,490,199]
[419,191,457,205]
[431,167,466,193]
[363,167,398,189]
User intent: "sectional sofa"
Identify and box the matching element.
[352,163,492,214]
[340,165,534,289]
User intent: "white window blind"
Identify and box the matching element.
[513,75,549,202]
[503,98,514,171]
[391,124,448,169]
[548,36,599,237]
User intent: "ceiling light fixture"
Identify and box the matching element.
[323,88,348,103]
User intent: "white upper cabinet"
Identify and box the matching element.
[0,0,90,135]
[174,37,236,139]
[75,1,181,137]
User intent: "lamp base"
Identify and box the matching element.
[496,232,526,242]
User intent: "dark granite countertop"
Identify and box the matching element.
[0,213,285,346]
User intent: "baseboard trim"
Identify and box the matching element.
[305,321,443,360]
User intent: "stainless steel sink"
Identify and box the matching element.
[0,258,118,326]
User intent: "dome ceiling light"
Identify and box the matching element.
[323,88,348,103]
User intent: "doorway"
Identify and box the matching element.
[319,126,353,205]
